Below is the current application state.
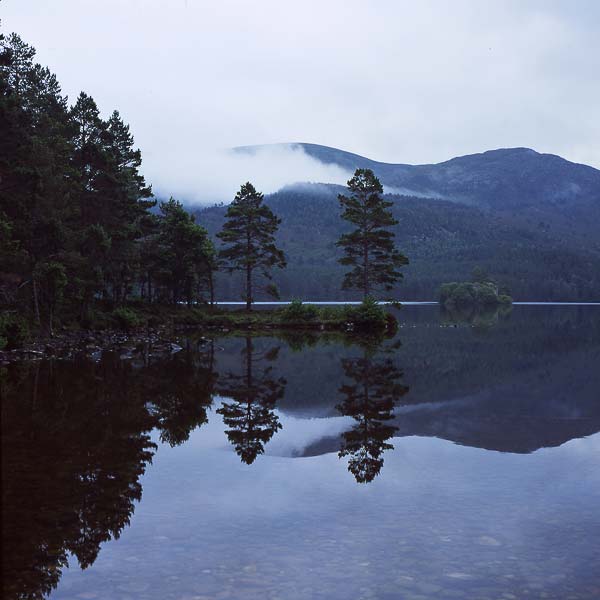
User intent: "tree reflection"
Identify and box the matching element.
[1,343,217,600]
[217,337,286,464]
[148,341,217,446]
[441,304,512,329]
[1,357,156,599]
[337,345,409,483]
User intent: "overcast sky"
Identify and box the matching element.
[3,0,600,202]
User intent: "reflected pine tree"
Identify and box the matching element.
[217,337,285,464]
[147,341,217,446]
[337,345,409,483]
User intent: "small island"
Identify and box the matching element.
[439,269,513,309]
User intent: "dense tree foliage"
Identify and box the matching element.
[217,182,286,309]
[0,33,215,336]
[337,169,408,297]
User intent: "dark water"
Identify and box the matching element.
[2,305,600,599]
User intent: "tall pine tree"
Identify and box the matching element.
[337,169,408,298]
[217,182,286,309]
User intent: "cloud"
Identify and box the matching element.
[145,143,353,204]
[3,0,600,200]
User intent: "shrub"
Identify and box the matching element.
[280,299,318,322]
[440,281,512,307]
[346,297,388,329]
[112,307,143,330]
[315,306,341,321]
[0,313,29,349]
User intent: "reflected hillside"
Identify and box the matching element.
[210,306,600,419]
[246,306,600,455]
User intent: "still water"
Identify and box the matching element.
[2,305,600,599]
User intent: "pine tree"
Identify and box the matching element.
[101,110,155,303]
[70,92,106,226]
[156,198,215,304]
[337,169,408,298]
[217,182,286,310]
[0,33,75,328]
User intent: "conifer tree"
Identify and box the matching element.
[217,182,286,310]
[101,110,155,303]
[157,198,215,304]
[337,169,408,298]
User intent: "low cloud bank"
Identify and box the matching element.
[144,143,353,205]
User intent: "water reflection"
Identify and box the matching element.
[440,303,513,328]
[2,306,600,599]
[216,337,285,464]
[337,344,409,483]
[1,357,156,600]
[149,343,216,446]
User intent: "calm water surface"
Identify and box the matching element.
[2,305,600,599]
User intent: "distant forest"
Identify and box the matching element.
[196,183,600,301]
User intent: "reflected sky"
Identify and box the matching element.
[53,428,600,599]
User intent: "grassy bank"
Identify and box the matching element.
[131,298,397,333]
[0,298,398,350]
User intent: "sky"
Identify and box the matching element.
[3,0,600,202]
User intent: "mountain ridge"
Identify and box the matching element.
[236,143,600,211]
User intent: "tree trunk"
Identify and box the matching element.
[245,336,252,388]
[246,264,252,311]
[32,278,41,327]
[363,241,369,299]
[246,230,252,311]
[209,267,215,306]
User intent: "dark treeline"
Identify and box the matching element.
[0,34,217,337]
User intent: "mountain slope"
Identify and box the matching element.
[196,183,600,301]
[195,145,600,301]
[297,143,600,209]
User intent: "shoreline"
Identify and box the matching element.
[211,300,600,306]
[2,302,599,366]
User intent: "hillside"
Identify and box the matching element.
[195,182,600,301]
[238,144,600,245]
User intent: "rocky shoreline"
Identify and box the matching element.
[0,327,208,366]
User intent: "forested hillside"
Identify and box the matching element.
[196,183,600,301]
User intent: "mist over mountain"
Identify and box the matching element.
[296,144,600,203]
[195,145,600,301]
